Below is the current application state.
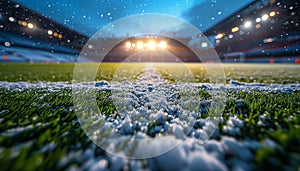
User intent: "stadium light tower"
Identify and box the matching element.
[48,30,53,35]
[159,41,167,49]
[148,40,156,50]
[244,21,252,28]
[231,26,239,33]
[27,23,34,29]
[262,14,269,21]
[137,41,144,49]
[125,42,131,49]
[269,11,276,17]
[215,33,225,39]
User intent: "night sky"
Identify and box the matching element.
[14,0,251,37]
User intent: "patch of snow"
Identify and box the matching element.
[221,136,253,161]
[152,145,187,171]
[188,151,228,171]
[1,125,34,137]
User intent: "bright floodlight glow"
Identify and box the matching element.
[215,33,225,39]
[4,42,11,47]
[22,21,27,26]
[264,38,274,43]
[231,26,239,33]
[48,30,53,35]
[262,14,269,21]
[244,21,252,28]
[137,41,144,49]
[269,11,276,17]
[201,42,208,48]
[125,41,131,48]
[148,40,156,50]
[58,34,63,39]
[27,23,34,29]
[131,43,136,48]
[159,41,167,49]
[8,17,15,22]
[256,18,261,22]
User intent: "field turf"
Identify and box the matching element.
[0,63,299,83]
[0,63,299,170]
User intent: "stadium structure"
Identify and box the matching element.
[0,0,88,62]
[204,0,300,63]
[0,0,299,63]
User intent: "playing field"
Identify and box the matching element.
[0,63,299,171]
[0,63,299,83]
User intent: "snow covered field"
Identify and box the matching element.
[0,68,300,170]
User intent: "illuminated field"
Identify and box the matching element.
[0,63,299,170]
[0,63,299,83]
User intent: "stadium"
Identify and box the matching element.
[0,0,300,171]
[1,0,300,63]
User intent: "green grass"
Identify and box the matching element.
[0,88,87,170]
[0,63,299,83]
[0,63,300,170]
[221,90,300,170]
[0,88,299,170]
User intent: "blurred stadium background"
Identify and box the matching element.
[0,0,299,63]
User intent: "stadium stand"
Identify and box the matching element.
[204,0,300,63]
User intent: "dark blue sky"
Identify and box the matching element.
[15,0,251,37]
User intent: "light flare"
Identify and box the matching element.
[148,40,156,50]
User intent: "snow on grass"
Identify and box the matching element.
[0,67,300,170]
